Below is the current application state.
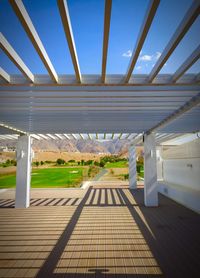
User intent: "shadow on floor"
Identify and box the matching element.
[1,187,200,278]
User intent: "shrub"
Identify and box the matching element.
[124,174,129,180]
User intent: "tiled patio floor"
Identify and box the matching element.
[0,186,200,277]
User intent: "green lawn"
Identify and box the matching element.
[0,167,84,188]
[105,161,128,168]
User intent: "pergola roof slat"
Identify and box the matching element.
[124,0,160,83]
[147,92,200,134]
[148,0,200,83]
[10,0,58,83]
[0,33,34,82]
[0,67,10,83]
[101,0,112,83]
[57,0,81,83]
[172,45,200,82]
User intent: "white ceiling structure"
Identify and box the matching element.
[0,0,200,143]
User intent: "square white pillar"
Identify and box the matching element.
[15,135,32,208]
[129,145,137,189]
[144,133,158,207]
[156,147,163,181]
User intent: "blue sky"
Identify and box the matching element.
[0,0,199,75]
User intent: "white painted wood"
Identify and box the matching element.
[57,0,81,83]
[125,0,160,83]
[129,145,137,189]
[149,1,200,82]
[0,67,10,83]
[144,133,158,206]
[15,135,32,208]
[0,33,34,82]
[101,0,112,83]
[172,45,200,82]
[10,0,58,83]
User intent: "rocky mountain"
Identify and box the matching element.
[0,138,131,155]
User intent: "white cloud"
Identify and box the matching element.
[122,50,132,57]
[139,51,161,62]
[155,51,161,60]
[139,54,153,61]
[136,66,142,70]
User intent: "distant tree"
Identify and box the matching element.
[99,161,105,168]
[40,161,44,165]
[56,158,65,165]
[77,161,80,165]
[94,161,100,167]
[81,159,85,166]
[136,164,141,173]
[6,159,11,165]
[35,161,39,167]
[68,159,75,163]
[124,174,129,180]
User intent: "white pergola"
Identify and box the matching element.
[0,0,200,208]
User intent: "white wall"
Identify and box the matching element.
[158,139,200,213]
[163,158,200,190]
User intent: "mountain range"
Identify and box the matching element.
[0,139,131,155]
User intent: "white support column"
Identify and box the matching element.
[156,146,163,181]
[15,135,32,208]
[144,133,158,206]
[129,145,137,189]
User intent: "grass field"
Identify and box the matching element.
[0,167,84,189]
[105,161,128,168]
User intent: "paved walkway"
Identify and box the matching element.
[0,186,200,277]
[92,169,108,181]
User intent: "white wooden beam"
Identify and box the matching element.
[0,67,10,83]
[71,134,77,139]
[30,134,41,140]
[64,133,70,139]
[0,33,34,82]
[10,0,58,83]
[46,134,57,140]
[38,134,49,140]
[0,122,26,134]
[57,0,81,83]
[55,134,63,139]
[148,1,200,82]
[124,0,160,83]
[172,45,200,82]
[147,92,200,133]
[101,0,112,83]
